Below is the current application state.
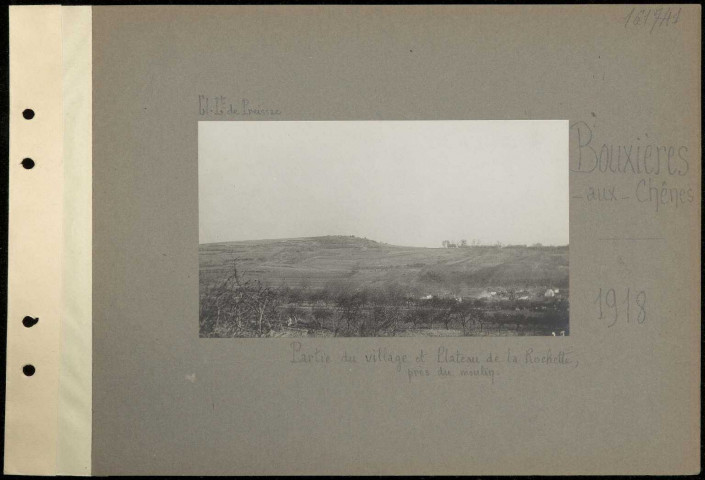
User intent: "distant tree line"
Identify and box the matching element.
[441,239,498,248]
[441,240,557,249]
[442,239,467,248]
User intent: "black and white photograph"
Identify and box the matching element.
[199,121,568,338]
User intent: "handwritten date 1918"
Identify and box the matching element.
[594,288,647,327]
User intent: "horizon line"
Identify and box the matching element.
[199,234,569,249]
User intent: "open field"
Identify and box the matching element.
[199,236,569,337]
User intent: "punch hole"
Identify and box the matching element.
[22,109,35,120]
[22,365,35,377]
[21,158,35,169]
[22,316,39,328]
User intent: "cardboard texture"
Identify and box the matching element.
[91,5,700,475]
[5,4,701,476]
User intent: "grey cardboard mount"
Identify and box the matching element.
[92,5,700,475]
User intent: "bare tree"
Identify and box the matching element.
[250,283,280,336]
[201,259,282,337]
[336,289,365,336]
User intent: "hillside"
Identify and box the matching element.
[199,236,568,297]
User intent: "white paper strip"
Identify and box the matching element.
[57,6,92,476]
[5,5,93,475]
[5,5,65,475]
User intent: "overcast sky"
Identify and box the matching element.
[199,121,568,247]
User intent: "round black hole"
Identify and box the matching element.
[21,158,35,169]
[22,364,35,377]
[22,109,35,120]
[22,316,39,328]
